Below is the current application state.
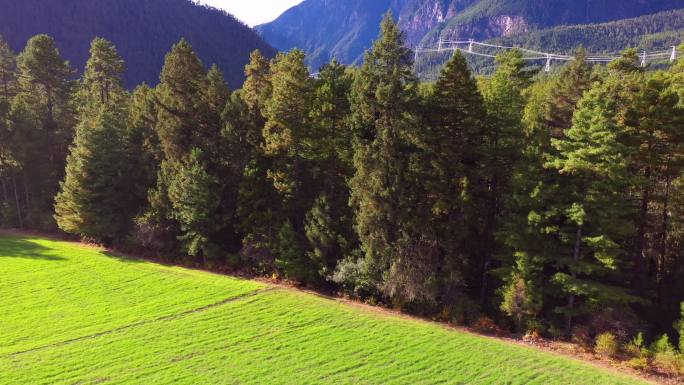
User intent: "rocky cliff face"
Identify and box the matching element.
[393,0,459,45]
[258,0,684,68]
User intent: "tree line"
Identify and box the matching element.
[1,14,684,349]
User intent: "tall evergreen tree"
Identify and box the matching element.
[477,49,529,305]
[234,50,281,270]
[9,34,75,229]
[420,51,488,309]
[0,36,17,227]
[143,39,211,256]
[305,60,355,281]
[55,38,132,243]
[548,78,637,335]
[499,51,594,331]
[54,107,130,242]
[349,12,428,306]
[262,49,313,199]
[261,49,317,280]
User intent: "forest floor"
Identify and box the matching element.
[0,232,668,385]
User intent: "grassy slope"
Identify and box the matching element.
[0,235,649,385]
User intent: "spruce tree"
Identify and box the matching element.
[167,148,221,259]
[55,38,132,243]
[55,107,130,242]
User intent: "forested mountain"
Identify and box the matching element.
[415,9,684,78]
[258,0,684,69]
[0,0,275,88]
[492,9,684,54]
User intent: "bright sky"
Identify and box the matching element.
[201,0,304,27]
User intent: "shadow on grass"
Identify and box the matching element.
[0,236,66,261]
[101,251,146,265]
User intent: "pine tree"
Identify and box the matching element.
[79,37,125,109]
[421,51,488,308]
[55,38,132,243]
[548,78,638,335]
[54,107,130,242]
[477,49,529,304]
[142,39,210,256]
[167,148,221,259]
[349,12,428,306]
[0,36,17,227]
[234,50,281,269]
[499,51,594,331]
[262,49,313,199]
[10,34,75,229]
[305,60,355,282]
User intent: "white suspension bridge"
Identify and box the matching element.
[415,39,679,72]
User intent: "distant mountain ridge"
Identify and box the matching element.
[0,0,276,88]
[258,0,684,69]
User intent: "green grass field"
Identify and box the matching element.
[0,234,649,385]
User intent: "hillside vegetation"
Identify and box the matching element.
[0,0,275,87]
[2,10,684,382]
[416,9,684,77]
[0,234,649,384]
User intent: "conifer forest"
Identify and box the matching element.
[2,14,684,373]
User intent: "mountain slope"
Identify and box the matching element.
[257,0,393,70]
[0,0,276,88]
[424,0,684,44]
[258,0,684,69]
[414,9,684,79]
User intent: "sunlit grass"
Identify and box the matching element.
[0,234,647,384]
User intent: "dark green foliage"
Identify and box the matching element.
[349,13,429,306]
[8,34,76,230]
[55,38,132,243]
[498,50,595,332]
[417,51,488,309]
[167,149,221,259]
[54,106,131,242]
[477,50,529,306]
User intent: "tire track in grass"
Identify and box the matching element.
[3,287,277,357]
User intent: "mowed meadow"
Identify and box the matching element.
[0,234,650,385]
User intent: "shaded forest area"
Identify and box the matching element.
[1,13,684,377]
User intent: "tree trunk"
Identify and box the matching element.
[656,176,671,305]
[565,226,582,336]
[12,174,22,228]
[480,127,501,305]
[1,176,7,205]
[634,166,651,289]
[23,173,30,213]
